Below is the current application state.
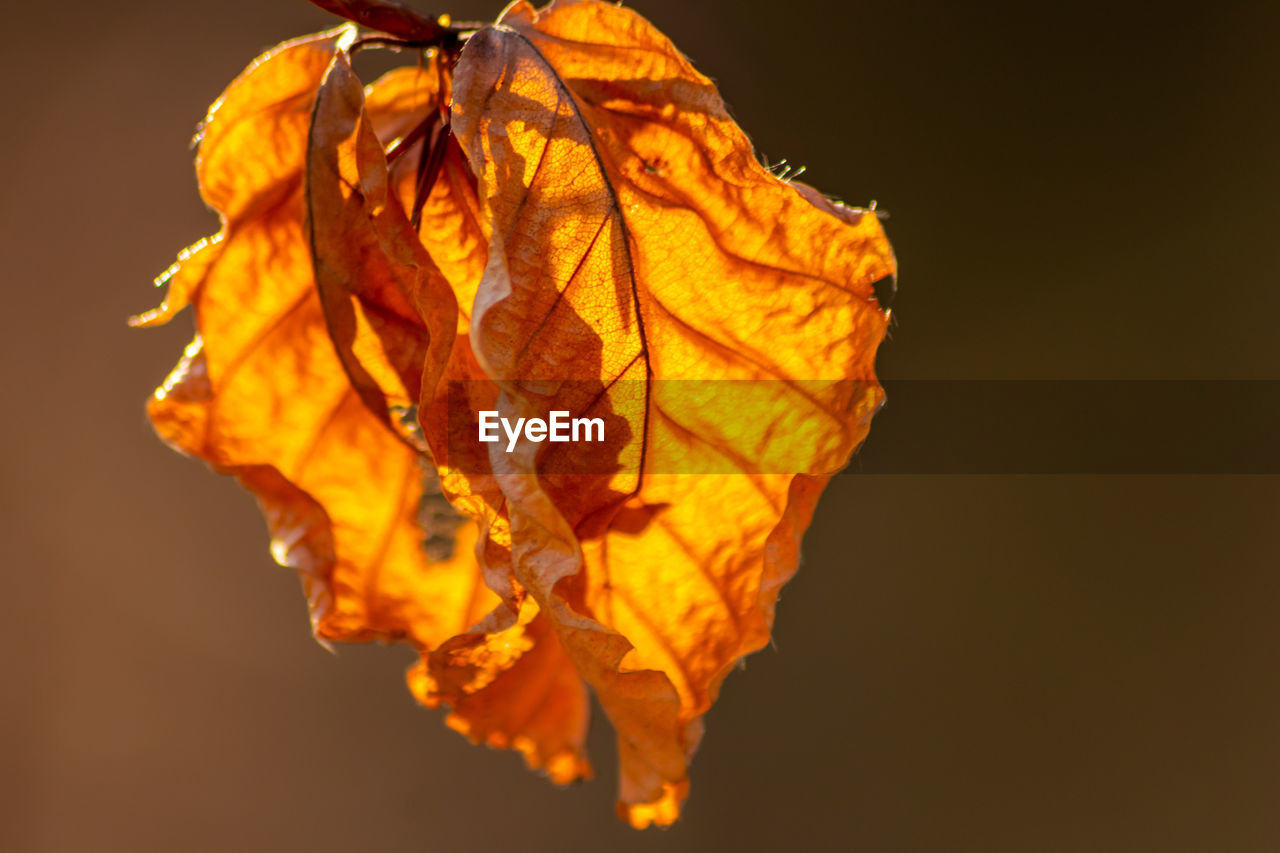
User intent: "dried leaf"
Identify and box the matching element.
[138,26,588,781]
[140,0,895,827]
[302,36,524,621]
[411,604,591,783]
[305,44,456,444]
[449,0,894,825]
[309,0,448,42]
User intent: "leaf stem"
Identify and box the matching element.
[385,111,439,165]
[409,120,452,229]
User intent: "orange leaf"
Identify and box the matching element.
[450,0,895,825]
[302,43,592,779]
[139,0,896,826]
[138,25,588,782]
[411,604,591,784]
[302,38,522,614]
[305,44,456,444]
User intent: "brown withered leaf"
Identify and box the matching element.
[305,43,456,445]
[448,0,895,826]
[141,0,896,828]
[303,40,525,626]
[410,601,591,783]
[304,43,596,780]
[308,0,448,41]
[137,26,589,782]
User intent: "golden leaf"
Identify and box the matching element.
[449,0,894,825]
[137,24,589,782]
[139,0,895,827]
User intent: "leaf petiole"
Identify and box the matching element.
[385,110,439,165]
[409,118,452,229]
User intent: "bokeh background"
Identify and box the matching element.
[3,0,1277,850]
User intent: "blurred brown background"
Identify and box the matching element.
[2,0,1277,850]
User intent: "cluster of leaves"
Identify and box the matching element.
[135,0,895,827]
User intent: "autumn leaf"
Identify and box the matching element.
[441,0,894,826]
[136,25,588,782]
[309,0,453,42]
[302,31,533,631]
[305,34,456,447]
[139,0,895,828]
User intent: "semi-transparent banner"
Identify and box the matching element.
[427,380,1279,475]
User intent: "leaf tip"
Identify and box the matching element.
[619,780,687,828]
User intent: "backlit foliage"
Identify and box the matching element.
[136,0,895,827]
